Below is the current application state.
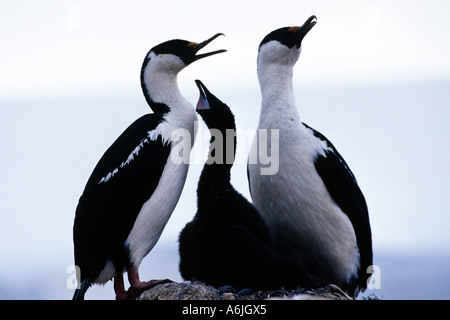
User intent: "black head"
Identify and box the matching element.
[195,80,235,132]
[142,33,226,74]
[140,34,226,114]
[150,33,226,66]
[259,15,317,50]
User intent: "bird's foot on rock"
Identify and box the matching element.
[127,279,173,299]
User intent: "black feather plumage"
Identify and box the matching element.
[179,81,323,291]
[73,114,171,287]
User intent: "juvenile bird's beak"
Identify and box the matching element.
[292,15,317,48]
[186,33,227,65]
[195,80,210,111]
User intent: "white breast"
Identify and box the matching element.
[125,151,189,268]
[249,122,360,284]
[125,110,197,269]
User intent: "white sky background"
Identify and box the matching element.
[1,0,450,98]
[0,0,450,299]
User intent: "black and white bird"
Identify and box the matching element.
[73,34,226,300]
[247,16,373,296]
[179,80,320,292]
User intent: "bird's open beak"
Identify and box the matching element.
[292,15,317,48]
[195,80,210,111]
[186,33,227,65]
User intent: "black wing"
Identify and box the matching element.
[303,123,373,290]
[74,113,171,280]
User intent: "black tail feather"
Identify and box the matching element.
[72,279,91,300]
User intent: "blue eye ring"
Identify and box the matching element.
[278,33,287,42]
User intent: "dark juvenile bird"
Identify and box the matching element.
[73,35,225,300]
[247,16,373,296]
[179,80,321,292]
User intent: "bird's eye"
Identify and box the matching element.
[177,48,187,57]
[278,33,287,42]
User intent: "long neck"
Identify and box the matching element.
[141,68,185,114]
[198,126,236,191]
[257,62,300,124]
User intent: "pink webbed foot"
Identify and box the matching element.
[126,264,172,298]
[113,274,129,300]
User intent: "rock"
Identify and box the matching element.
[137,282,222,300]
[137,281,352,300]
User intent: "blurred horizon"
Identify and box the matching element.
[2,79,450,299]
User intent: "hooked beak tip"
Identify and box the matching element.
[189,33,226,64]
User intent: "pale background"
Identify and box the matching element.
[1,0,449,299]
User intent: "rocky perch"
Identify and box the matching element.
[137,281,353,300]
